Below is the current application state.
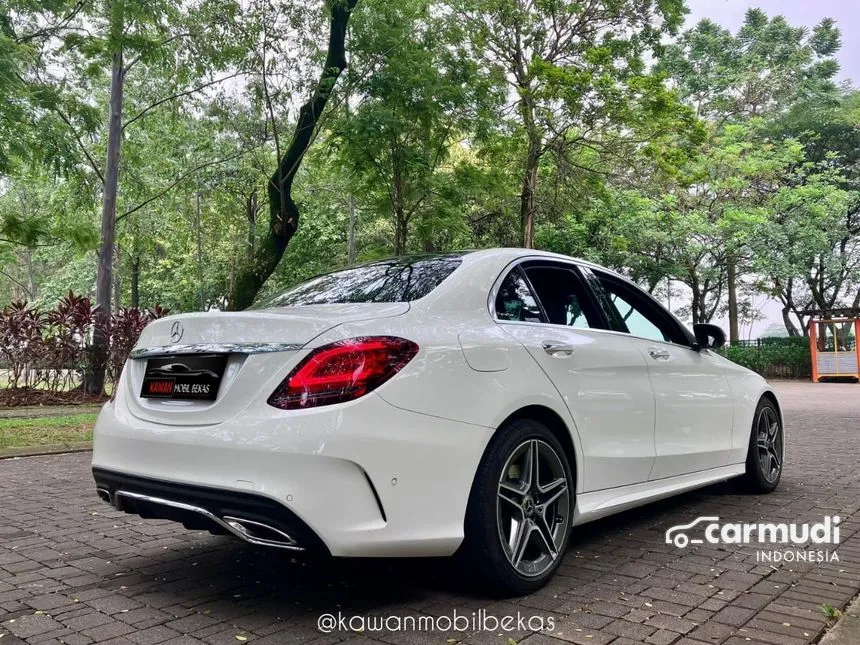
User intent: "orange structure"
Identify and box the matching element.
[804,308,860,383]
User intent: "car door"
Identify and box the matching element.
[586,268,734,480]
[494,260,657,492]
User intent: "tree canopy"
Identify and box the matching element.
[1,1,858,390]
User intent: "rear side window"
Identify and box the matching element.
[522,265,602,329]
[260,255,463,307]
[495,268,544,322]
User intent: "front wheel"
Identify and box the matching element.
[740,398,784,493]
[462,418,574,596]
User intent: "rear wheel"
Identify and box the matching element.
[740,398,784,493]
[463,418,573,596]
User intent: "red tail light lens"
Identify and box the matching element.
[267,336,419,410]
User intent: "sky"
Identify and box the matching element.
[685,0,859,86]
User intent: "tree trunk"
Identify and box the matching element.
[394,207,407,255]
[393,163,407,254]
[781,305,799,337]
[87,0,124,395]
[228,0,359,310]
[347,192,356,265]
[130,256,140,308]
[24,248,36,300]
[520,133,540,249]
[196,187,204,310]
[690,280,702,325]
[726,259,739,343]
[113,245,121,310]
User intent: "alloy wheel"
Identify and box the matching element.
[756,406,783,483]
[496,439,570,577]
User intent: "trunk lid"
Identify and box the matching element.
[123,303,409,425]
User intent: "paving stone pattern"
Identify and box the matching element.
[1,382,858,644]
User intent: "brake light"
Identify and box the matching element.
[267,336,419,410]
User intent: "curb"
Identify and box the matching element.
[819,594,860,644]
[0,441,93,460]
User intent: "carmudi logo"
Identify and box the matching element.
[666,516,841,563]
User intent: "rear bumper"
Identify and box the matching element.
[91,393,493,557]
[93,468,328,553]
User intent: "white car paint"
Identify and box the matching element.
[92,248,780,560]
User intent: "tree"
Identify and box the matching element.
[659,8,842,340]
[457,0,687,247]
[749,90,860,334]
[331,0,500,255]
[228,0,359,310]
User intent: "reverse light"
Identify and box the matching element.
[267,336,419,410]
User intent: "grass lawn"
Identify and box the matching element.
[0,413,97,449]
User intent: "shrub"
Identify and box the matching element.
[0,301,47,389]
[0,292,168,395]
[720,337,811,379]
[108,305,169,382]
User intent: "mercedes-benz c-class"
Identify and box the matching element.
[93,249,783,595]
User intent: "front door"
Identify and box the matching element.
[589,269,734,480]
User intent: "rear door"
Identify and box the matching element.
[586,269,734,480]
[494,260,657,492]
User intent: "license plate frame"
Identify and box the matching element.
[140,354,228,401]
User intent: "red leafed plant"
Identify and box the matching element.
[44,291,102,391]
[0,292,168,399]
[108,306,169,383]
[0,301,47,389]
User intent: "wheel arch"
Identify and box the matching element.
[759,389,784,427]
[498,404,579,489]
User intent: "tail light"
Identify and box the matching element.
[267,336,419,410]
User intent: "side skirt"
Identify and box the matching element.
[572,464,746,526]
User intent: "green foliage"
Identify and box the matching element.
[719,337,811,379]
[0,0,857,354]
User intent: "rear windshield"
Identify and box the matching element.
[260,254,465,307]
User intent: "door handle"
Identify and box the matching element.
[648,347,670,360]
[542,341,574,357]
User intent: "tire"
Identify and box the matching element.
[462,418,574,596]
[740,397,784,493]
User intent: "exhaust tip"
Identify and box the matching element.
[96,487,112,504]
[222,516,299,548]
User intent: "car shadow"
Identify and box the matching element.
[113,478,753,613]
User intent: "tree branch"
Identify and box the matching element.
[122,72,243,132]
[116,147,259,223]
[123,32,192,75]
[52,105,105,184]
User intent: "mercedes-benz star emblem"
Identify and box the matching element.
[170,321,184,343]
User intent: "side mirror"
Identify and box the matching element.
[693,323,726,350]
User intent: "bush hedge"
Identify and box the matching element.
[719,336,811,379]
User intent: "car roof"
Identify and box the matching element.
[458,248,616,276]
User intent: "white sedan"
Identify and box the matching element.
[92,249,784,595]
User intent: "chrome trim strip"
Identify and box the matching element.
[111,490,304,551]
[130,342,304,359]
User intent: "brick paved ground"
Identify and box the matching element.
[1,381,859,645]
